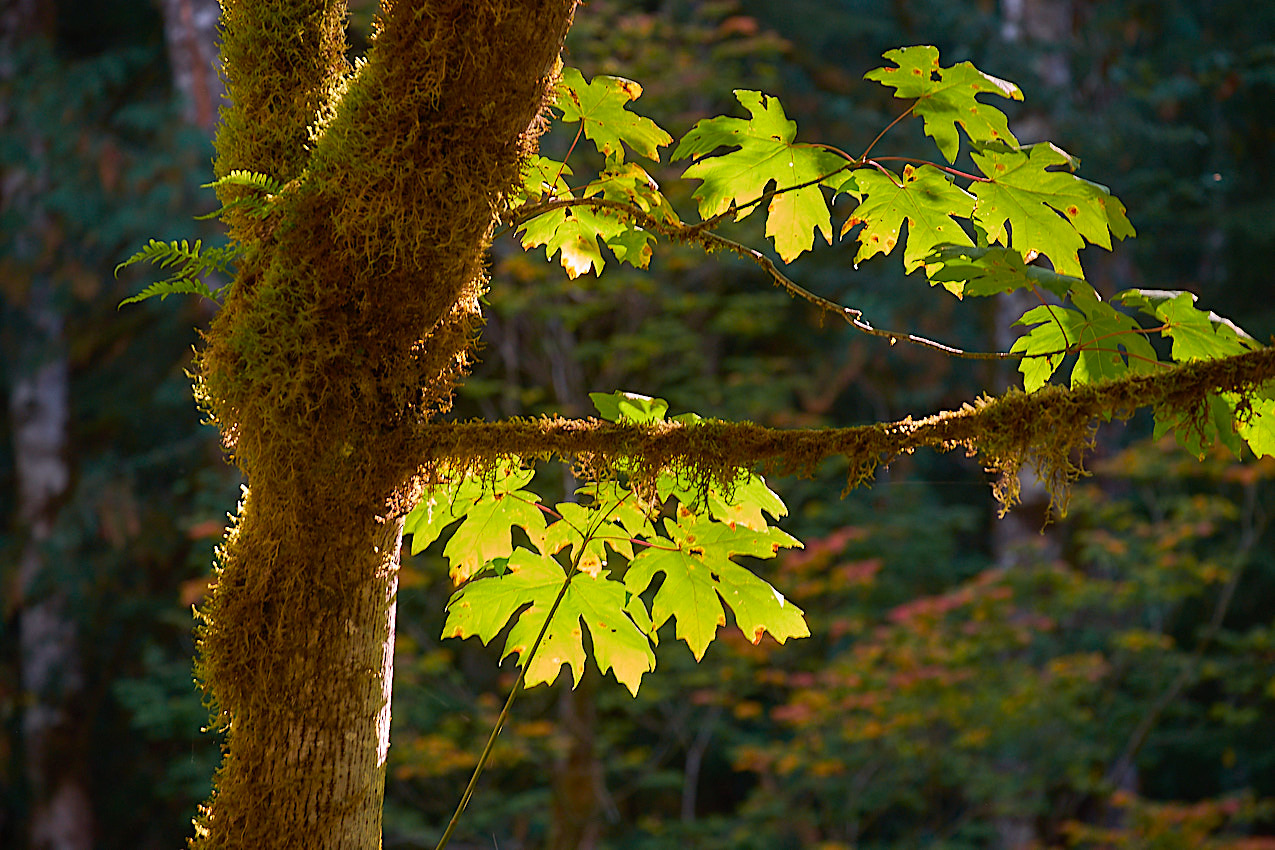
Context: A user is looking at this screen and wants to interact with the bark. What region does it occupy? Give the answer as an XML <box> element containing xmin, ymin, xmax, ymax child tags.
<box><xmin>2</xmin><ymin>4</ymin><xmax>94</xmax><ymax>849</ymax></box>
<box><xmin>189</xmin><ymin>2</ymin><xmax>577</xmax><ymax>848</ymax></box>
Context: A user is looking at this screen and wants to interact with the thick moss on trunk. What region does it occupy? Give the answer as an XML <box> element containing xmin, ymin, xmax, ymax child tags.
<box><xmin>191</xmin><ymin>2</ymin><xmax>577</xmax><ymax>847</ymax></box>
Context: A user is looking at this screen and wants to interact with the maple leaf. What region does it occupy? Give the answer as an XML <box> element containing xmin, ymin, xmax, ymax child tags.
<box><xmin>588</xmin><ymin>390</ymin><xmax>669</xmax><ymax>423</ymax></box>
<box><xmin>706</xmin><ymin>472</ymin><xmax>788</xmax><ymax>531</ymax></box>
<box><xmin>556</xmin><ymin>67</ymin><xmax>673</xmax><ymax>162</ymax></box>
<box><xmin>442</xmin><ymin>549</ymin><xmax>655</xmax><ymax>696</ymax></box>
<box><xmin>1238</xmin><ymin>392</ymin><xmax>1275</xmax><ymax>458</ymax></box>
<box><xmin>1114</xmin><ymin>289</ymin><xmax>1254</xmax><ymax>362</ymax></box>
<box><xmin>518</xmin><ymin>205</ymin><xmax>629</xmax><ymax>278</ymax></box>
<box><xmin>672</xmin><ymin>90</ymin><xmax>849</xmax><ymax>261</ymax></box>
<box><xmin>513</xmin><ymin>155</ymin><xmax>572</xmax><ymax>205</ymax></box>
<box><xmin>625</xmin><ymin>514</ymin><xmax>806</xmax><ymax>661</ymax></box>
<box><xmin>404</xmin><ymin>462</ymin><xmax>536</xmax><ymax>556</ymax></box>
<box><xmin>1154</xmin><ymin>393</ymin><xmax>1244</xmax><ymax>459</ymax></box>
<box><xmin>442</xmin><ymin>491</ymin><xmax>548</xmax><ymax>584</ymax></box>
<box><xmin>540</xmin><ymin>501</ymin><xmax>635</xmax><ymax>577</ymax></box>
<box><xmin>1011</xmin><ymin>289</ymin><xmax>1158</xmax><ymax>392</ymax></box>
<box><xmin>864</xmin><ymin>45</ymin><xmax>1023</xmax><ymax>162</ymax></box>
<box><xmin>586</xmin><ymin>160</ymin><xmax>679</xmax><ymax>226</ymax></box>
<box><xmin>575</xmin><ymin>480</ymin><xmax>656</xmax><ymax>539</ymax></box>
<box><xmin>925</xmin><ymin>245</ymin><xmax>1084</xmax><ymax>299</ymax></box>
<box><xmin>844</xmin><ymin>165</ymin><xmax>974</xmax><ymax>274</ymax></box>
<box><xmin>970</xmin><ymin>143</ymin><xmax>1135</xmax><ymax>277</ymax></box>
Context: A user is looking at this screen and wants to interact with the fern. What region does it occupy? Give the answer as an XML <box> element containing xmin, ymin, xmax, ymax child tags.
<box><xmin>116</xmin><ymin>238</ymin><xmax>240</xmax><ymax>307</ymax></box>
<box><xmin>204</xmin><ymin>170</ymin><xmax>284</xmax><ymax>195</ymax></box>
<box><xmin>196</xmin><ymin>170</ymin><xmax>286</xmax><ymax>221</ymax></box>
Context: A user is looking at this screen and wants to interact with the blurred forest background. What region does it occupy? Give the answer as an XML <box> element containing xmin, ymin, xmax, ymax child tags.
<box><xmin>2</xmin><ymin>0</ymin><xmax>1274</xmax><ymax>848</ymax></box>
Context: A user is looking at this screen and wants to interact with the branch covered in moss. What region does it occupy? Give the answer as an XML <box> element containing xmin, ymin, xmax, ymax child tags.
<box><xmin>406</xmin><ymin>346</ymin><xmax>1275</xmax><ymax>515</ymax></box>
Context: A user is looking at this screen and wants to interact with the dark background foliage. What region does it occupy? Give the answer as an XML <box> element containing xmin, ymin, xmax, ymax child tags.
<box><xmin>1</xmin><ymin>1</ymin><xmax>1273</xmax><ymax>848</ymax></box>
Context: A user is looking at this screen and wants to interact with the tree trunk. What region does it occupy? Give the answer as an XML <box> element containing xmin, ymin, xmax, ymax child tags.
<box><xmin>190</xmin><ymin>2</ymin><xmax>577</xmax><ymax>847</ymax></box>
<box><xmin>2</xmin><ymin>4</ymin><xmax>95</xmax><ymax>848</ymax></box>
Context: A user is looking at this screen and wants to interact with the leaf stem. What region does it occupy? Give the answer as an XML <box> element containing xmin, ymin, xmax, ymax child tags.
<box><xmin>858</xmin><ymin>103</ymin><xmax>917</xmax><ymax>162</ymax></box>
<box><xmin>869</xmin><ymin>156</ymin><xmax>989</xmax><ymax>183</ymax></box>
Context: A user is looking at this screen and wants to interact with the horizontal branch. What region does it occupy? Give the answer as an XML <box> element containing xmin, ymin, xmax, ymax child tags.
<box><xmin>406</xmin><ymin>346</ymin><xmax>1275</xmax><ymax>515</ymax></box>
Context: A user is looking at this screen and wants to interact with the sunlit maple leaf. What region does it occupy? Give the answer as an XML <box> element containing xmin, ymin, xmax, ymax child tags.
<box><xmin>971</xmin><ymin>142</ymin><xmax>1135</xmax><ymax>277</ymax></box>
<box><xmin>1011</xmin><ymin>289</ymin><xmax>1158</xmax><ymax>392</ymax></box>
<box><xmin>844</xmin><ymin>165</ymin><xmax>974</xmax><ymax>274</ymax></box>
<box><xmin>518</xmin><ymin>205</ymin><xmax>629</xmax><ymax>278</ymax></box>
<box><xmin>404</xmin><ymin>462</ymin><xmax>536</xmax><ymax>556</ymax></box>
<box><xmin>864</xmin><ymin>45</ymin><xmax>1022</xmax><ymax>162</ymax></box>
<box><xmin>626</xmin><ymin>514</ymin><xmax>806</xmax><ymax>660</ymax></box>
<box><xmin>442</xmin><ymin>549</ymin><xmax>655</xmax><ymax>696</ymax></box>
<box><xmin>1114</xmin><ymin>289</ymin><xmax>1254</xmax><ymax>362</ymax></box>
<box><xmin>673</xmin><ymin>90</ymin><xmax>849</xmax><ymax>261</ymax></box>
<box><xmin>540</xmin><ymin>501</ymin><xmax>635</xmax><ymax>577</ymax></box>
<box><xmin>556</xmin><ymin>67</ymin><xmax>673</xmax><ymax>162</ymax></box>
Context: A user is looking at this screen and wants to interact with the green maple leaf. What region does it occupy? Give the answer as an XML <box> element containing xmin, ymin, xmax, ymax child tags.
<box><xmin>557</xmin><ymin>67</ymin><xmax>673</xmax><ymax>162</ymax></box>
<box><xmin>586</xmin><ymin>160</ymin><xmax>679</xmax><ymax>226</ymax></box>
<box><xmin>864</xmin><ymin>45</ymin><xmax>1022</xmax><ymax>162</ymax></box>
<box><xmin>706</xmin><ymin>472</ymin><xmax>788</xmax><ymax>531</ymax></box>
<box><xmin>518</xmin><ymin>205</ymin><xmax>629</xmax><ymax>278</ymax></box>
<box><xmin>1238</xmin><ymin>392</ymin><xmax>1275</xmax><ymax>458</ymax></box>
<box><xmin>1114</xmin><ymin>289</ymin><xmax>1254</xmax><ymax>362</ymax></box>
<box><xmin>625</xmin><ymin>514</ymin><xmax>806</xmax><ymax>661</ymax></box>
<box><xmin>1154</xmin><ymin>392</ymin><xmax>1244</xmax><ymax>459</ymax></box>
<box><xmin>1011</xmin><ymin>289</ymin><xmax>1158</xmax><ymax>392</ymax></box>
<box><xmin>514</xmin><ymin>155</ymin><xmax>572</xmax><ymax>205</ymax></box>
<box><xmin>845</xmin><ymin>165</ymin><xmax>974</xmax><ymax>275</ymax></box>
<box><xmin>971</xmin><ymin>143</ymin><xmax>1135</xmax><ymax>277</ymax></box>
<box><xmin>576</xmin><ymin>480</ymin><xmax>656</xmax><ymax>540</ymax></box>
<box><xmin>443</xmin><ymin>491</ymin><xmax>548</xmax><ymax>583</ymax></box>
<box><xmin>541</xmin><ymin>501</ymin><xmax>635</xmax><ymax>577</ymax></box>
<box><xmin>442</xmin><ymin>549</ymin><xmax>655</xmax><ymax>695</ymax></box>
<box><xmin>672</xmin><ymin>90</ymin><xmax>849</xmax><ymax>261</ymax></box>
<box><xmin>925</xmin><ymin>245</ymin><xmax>1084</xmax><ymax>299</ymax></box>
<box><xmin>404</xmin><ymin>462</ymin><xmax>535</xmax><ymax>555</ymax></box>
<box><xmin>588</xmin><ymin>390</ymin><xmax>668</xmax><ymax>424</ymax></box>
<box><xmin>580</xmin><ymin>160</ymin><xmax>681</xmax><ymax>269</ymax></box>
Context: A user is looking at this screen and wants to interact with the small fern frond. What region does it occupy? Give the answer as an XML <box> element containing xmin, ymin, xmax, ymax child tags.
<box><xmin>116</xmin><ymin>238</ymin><xmax>241</xmax><ymax>308</ymax></box>
<box><xmin>203</xmin><ymin>170</ymin><xmax>284</xmax><ymax>195</ymax></box>
<box><xmin>118</xmin><ymin>277</ymin><xmax>227</xmax><ymax>308</ymax></box>
<box><xmin>197</xmin><ymin>171</ymin><xmax>285</xmax><ymax>221</ymax></box>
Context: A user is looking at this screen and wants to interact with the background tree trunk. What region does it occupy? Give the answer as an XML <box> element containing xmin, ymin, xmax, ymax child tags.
<box><xmin>2</xmin><ymin>3</ymin><xmax>94</xmax><ymax>848</ymax></box>
<box><xmin>158</xmin><ymin>0</ymin><xmax>225</xmax><ymax>132</ymax></box>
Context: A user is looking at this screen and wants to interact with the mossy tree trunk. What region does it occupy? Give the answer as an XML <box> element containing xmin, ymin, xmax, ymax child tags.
<box><xmin>189</xmin><ymin>2</ymin><xmax>576</xmax><ymax>847</ymax></box>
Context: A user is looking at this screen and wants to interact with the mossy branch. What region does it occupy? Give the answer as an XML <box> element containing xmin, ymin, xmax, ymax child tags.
<box><xmin>409</xmin><ymin>346</ymin><xmax>1275</xmax><ymax>516</ymax></box>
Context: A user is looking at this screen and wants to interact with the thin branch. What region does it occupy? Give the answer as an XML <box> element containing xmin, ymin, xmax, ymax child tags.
<box><xmin>509</xmin><ymin>195</ymin><xmax>1021</xmax><ymax>360</ymax></box>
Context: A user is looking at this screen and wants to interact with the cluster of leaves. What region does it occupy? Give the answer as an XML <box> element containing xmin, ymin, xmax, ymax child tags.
<box><xmin>509</xmin><ymin>46</ymin><xmax>1273</xmax><ymax>460</ymax></box>
<box><xmin>403</xmin><ymin>392</ymin><xmax>808</xmax><ymax>696</ymax></box>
